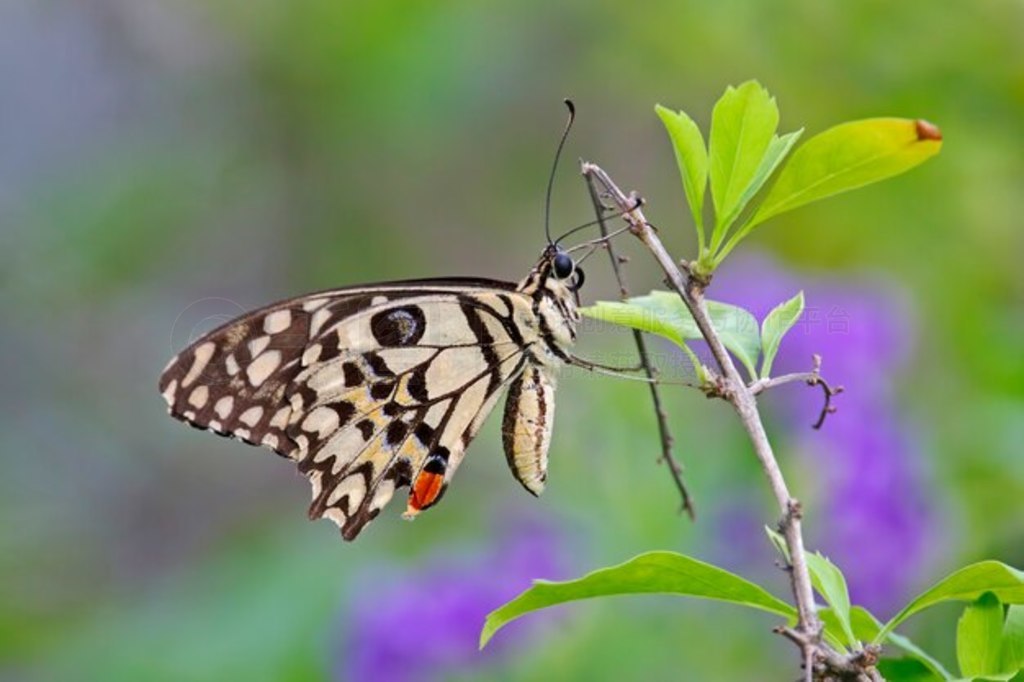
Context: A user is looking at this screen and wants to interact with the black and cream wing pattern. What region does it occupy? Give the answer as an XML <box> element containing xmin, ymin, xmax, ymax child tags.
<box><xmin>159</xmin><ymin>248</ymin><xmax>583</xmax><ymax>540</ymax></box>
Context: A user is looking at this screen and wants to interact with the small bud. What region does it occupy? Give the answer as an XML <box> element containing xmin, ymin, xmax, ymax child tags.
<box><xmin>915</xmin><ymin>119</ymin><xmax>942</xmax><ymax>141</ymax></box>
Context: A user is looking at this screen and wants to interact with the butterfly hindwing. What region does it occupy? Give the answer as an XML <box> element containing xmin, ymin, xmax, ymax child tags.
<box><xmin>159</xmin><ymin>281</ymin><xmax>540</xmax><ymax>540</ymax></box>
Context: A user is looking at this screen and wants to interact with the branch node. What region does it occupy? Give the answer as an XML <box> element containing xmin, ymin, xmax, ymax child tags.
<box><xmin>749</xmin><ymin>355</ymin><xmax>842</xmax><ymax>430</ymax></box>
<box><xmin>785</xmin><ymin>498</ymin><xmax>804</xmax><ymax>523</ymax></box>
<box><xmin>700</xmin><ymin>372</ymin><xmax>734</xmax><ymax>401</ymax></box>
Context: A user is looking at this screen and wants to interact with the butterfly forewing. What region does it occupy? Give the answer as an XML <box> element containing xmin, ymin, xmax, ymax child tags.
<box><xmin>159</xmin><ymin>279</ymin><xmax>542</xmax><ymax>540</ymax></box>
<box><xmin>159</xmin><ymin>293</ymin><xmax>339</xmax><ymax>459</ymax></box>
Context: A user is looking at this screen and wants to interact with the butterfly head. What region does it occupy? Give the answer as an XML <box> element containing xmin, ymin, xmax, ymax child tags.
<box><xmin>532</xmin><ymin>243</ymin><xmax>585</xmax><ymax>296</ymax></box>
<box><xmin>552</xmin><ymin>247</ymin><xmax>585</xmax><ymax>290</ymax></box>
<box><xmin>512</xmin><ymin>245</ymin><xmax>583</xmax><ymax>361</ymax></box>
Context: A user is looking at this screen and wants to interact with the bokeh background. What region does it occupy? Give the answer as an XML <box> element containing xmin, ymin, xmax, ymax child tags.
<box><xmin>2</xmin><ymin>1</ymin><xmax>1022</xmax><ymax>680</ymax></box>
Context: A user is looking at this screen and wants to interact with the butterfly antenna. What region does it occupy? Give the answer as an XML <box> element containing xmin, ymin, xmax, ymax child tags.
<box><xmin>554</xmin><ymin>196</ymin><xmax>643</xmax><ymax>245</ymax></box>
<box><xmin>545</xmin><ymin>99</ymin><xmax>576</xmax><ymax>245</ymax></box>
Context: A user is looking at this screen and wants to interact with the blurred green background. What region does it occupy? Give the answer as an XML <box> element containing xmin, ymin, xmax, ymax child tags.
<box><xmin>2</xmin><ymin>1</ymin><xmax>1022</xmax><ymax>680</ymax></box>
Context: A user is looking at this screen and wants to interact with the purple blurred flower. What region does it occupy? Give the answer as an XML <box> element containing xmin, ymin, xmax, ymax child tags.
<box><xmin>714</xmin><ymin>254</ymin><xmax>938</xmax><ymax>615</ymax></box>
<box><xmin>336</xmin><ymin>515</ymin><xmax>569</xmax><ymax>682</ymax></box>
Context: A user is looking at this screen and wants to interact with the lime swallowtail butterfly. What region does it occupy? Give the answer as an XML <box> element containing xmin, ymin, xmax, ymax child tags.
<box><xmin>156</xmin><ymin>101</ymin><xmax>616</xmax><ymax>541</ymax></box>
<box><xmin>158</xmin><ymin>246</ymin><xmax>585</xmax><ymax>540</ymax></box>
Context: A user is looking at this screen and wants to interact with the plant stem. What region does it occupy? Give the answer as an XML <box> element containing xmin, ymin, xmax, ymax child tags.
<box><xmin>583</xmin><ymin>173</ymin><xmax>696</xmax><ymax>519</ymax></box>
<box><xmin>581</xmin><ymin>161</ymin><xmax>835</xmax><ymax>680</ymax></box>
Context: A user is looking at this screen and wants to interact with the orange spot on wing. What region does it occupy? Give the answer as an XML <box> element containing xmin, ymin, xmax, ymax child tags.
<box><xmin>405</xmin><ymin>470</ymin><xmax>445</xmax><ymax>517</ymax></box>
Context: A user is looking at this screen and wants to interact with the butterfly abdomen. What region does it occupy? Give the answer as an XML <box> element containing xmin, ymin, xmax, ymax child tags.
<box><xmin>502</xmin><ymin>365</ymin><xmax>556</xmax><ymax>496</ymax></box>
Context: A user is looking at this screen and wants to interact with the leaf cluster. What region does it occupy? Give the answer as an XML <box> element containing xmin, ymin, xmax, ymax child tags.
<box><xmin>656</xmin><ymin>80</ymin><xmax>941</xmax><ymax>277</ymax></box>
<box><xmin>482</xmin><ymin>541</ymin><xmax>1024</xmax><ymax>681</ymax></box>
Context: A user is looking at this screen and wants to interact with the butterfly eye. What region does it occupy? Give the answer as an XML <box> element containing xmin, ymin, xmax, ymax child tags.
<box><xmin>571</xmin><ymin>267</ymin><xmax>586</xmax><ymax>291</ymax></box>
<box><xmin>552</xmin><ymin>252</ymin><xmax>575</xmax><ymax>279</ymax></box>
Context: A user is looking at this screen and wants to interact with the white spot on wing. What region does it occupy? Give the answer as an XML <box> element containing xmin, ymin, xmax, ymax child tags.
<box><xmin>370</xmin><ymin>478</ymin><xmax>396</xmax><ymax>510</ymax></box>
<box><xmin>214</xmin><ymin>396</ymin><xmax>234</xmax><ymax>419</ymax></box>
<box><xmin>239</xmin><ymin>405</ymin><xmax>264</xmax><ymax>427</ymax></box>
<box><xmin>182</xmin><ymin>342</ymin><xmax>215</xmax><ymax>387</ymax></box>
<box><xmin>303</xmin><ymin>298</ymin><xmax>329</xmax><ymax>312</ymax></box>
<box><xmin>264</xmin><ymin>310</ymin><xmax>292</xmax><ymax>334</ymax></box>
<box><xmin>371</xmin><ymin>295</ymin><xmax>388</xmax><ymax>306</ymax></box>
<box><xmin>247</xmin><ymin>350</ymin><xmax>281</xmax><ymax>387</ymax></box>
<box><xmin>262</xmin><ymin>433</ymin><xmax>279</xmax><ymax>450</ymax></box>
<box><xmin>308</xmin><ymin>471</ymin><xmax>323</xmax><ymax>499</ymax></box>
<box><xmin>302</xmin><ymin>406</ymin><xmax>340</xmax><ymax>438</ymax></box>
<box><xmin>161</xmin><ymin>379</ymin><xmax>178</xmax><ymax>406</ymax></box>
<box><xmin>322</xmin><ymin>507</ymin><xmax>347</xmax><ymax>526</ymax></box>
<box><xmin>248</xmin><ymin>335</ymin><xmax>270</xmax><ymax>358</ymax></box>
<box><xmin>188</xmin><ymin>385</ymin><xmax>209</xmax><ymax>409</ymax></box>
<box><xmin>310</xmin><ymin>308</ymin><xmax>332</xmax><ymax>338</ymax></box>
<box><xmin>270</xmin><ymin>406</ymin><xmax>291</xmax><ymax>428</ymax></box>
<box><xmin>302</xmin><ymin>343</ymin><xmax>322</xmax><ymax>366</ymax></box>
<box><xmin>306</xmin><ymin>363</ymin><xmax>348</xmax><ymax>396</ymax></box>
<box><xmin>317</xmin><ymin>424</ymin><xmax>365</xmax><ymax>464</ymax></box>
<box><xmin>327</xmin><ymin>473</ymin><xmax>366</xmax><ymax>509</ymax></box>
<box><xmin>225</xmin><ymin>353</ymin><xmax>240</xmax><ymax>376</ymax></box>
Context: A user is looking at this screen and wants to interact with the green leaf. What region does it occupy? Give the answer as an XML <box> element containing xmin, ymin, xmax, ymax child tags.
<box><xmin>656</xmin><ymin>104</ymin><xmax>709</xmax><ymax>246</ymax></box>
<box><xmin>1001</xmin><ymin>606</ymin><xmax>1024</xmax><ymax>674</ymax></box>
<box><xmin>708</xmin><ymin>80</ymin><xmax>780</xmax><ymax>240</ymax></box>
<box><xmin>759</xmin><ymin>291</ymin><xmax>805</xmax><ymax>378</ymax></box>
<box><xmin>806</xmin><ymin>551</ymin><xmax>857</xmax><ymax>649</ymax></box>
<box><xmin>764</xmin><ymin>525</ymin><xmax>788</xmax><ymax>557</ymax></box>
<box><xmin>887</xmin><ymin>631</ymin><xmax>957</xmax><ymax>680</ymax></box>
<box><xmin>480</xmin><ymin>551</ymin><xmax>795</xmax><ymax>648</ymax></box>
<box><xmin>709</xmin><ymin>128</ymin><xmax>797</xmax><ymax>268</ymax></box>
<box><xmin>764</xmin><ymin>527</ymin><xmax>856</xmax><ymax>649</ymax></box>
<box><xmin>877</xmin><ymin>562</ymin><xmax>1024</xmax><ymax>644</ymax></box>
<box><xmin>958</xmin><ymin>593</ymin><xmax>1006</xmax><ymax>677</ymax></box>
<box><xmin>747</xmin><ymin>117</ymin><xmax>943</xmax><ymax>230</ymax></box>
<box><xmin>580</xmin><ymin>291</ymin><xmax>761</xmax><ymax>380</ymax></box>
<box><xmin>878</xmin><ymin>657</ymin><xmax>945</xmax><ymax>682</ymax></box>
<box><xmin>720</xmin><ymin>128</ymin><xmax>803</xmax><ymax>246</ymax></box>
<box><xmin>579</xmin><ymin>293</ymin><xmax>705</xmax><ymax>379</ymax></box>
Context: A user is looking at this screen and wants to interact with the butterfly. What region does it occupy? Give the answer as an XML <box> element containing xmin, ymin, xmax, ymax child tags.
<box><xmin>155</xmin><ymin>101</ymin><xmax>641</xmax><ymax>541</ymax></box>
<box><xmin>158</xmin><ymin>243</ymin><xmax>589</xmax><ymax>540</ymax></box>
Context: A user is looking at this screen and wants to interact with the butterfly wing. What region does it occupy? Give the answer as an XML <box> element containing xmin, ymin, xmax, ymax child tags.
<box><xmin>159</xmin><ymin>280</ymin><xmax>537</xmax><ymax>540</ymax></box>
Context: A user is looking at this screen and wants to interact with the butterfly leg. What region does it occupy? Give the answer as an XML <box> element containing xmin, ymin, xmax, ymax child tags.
<box><xmin>569</xmin><ymin>354</ymin><xmax>645</xmax><ymax>373</ymax></box>
<box><xmin>567</xmin><ymin>354</ymin><xmax>697</xmax><ymax>386</ymax></box>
